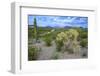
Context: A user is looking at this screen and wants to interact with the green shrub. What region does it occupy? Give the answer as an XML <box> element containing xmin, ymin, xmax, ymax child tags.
<box><xmin>56</xmin><ymin>40</ymin><xmax>64</xmax><ymax>52</ymax></box>
<box><xmin>43</xmin><ymin>34</ymin><xmax>52</xmax><ymax>46</ymax></box>
<box><xmin>52</xmin><ymin>52</ymin><xmax>59</xmax><ymax>59</ymax></box>
<box><xmin>80</xmin><ymin>39</ymin><xmax>87</xmax><ymax>47</ymax></box>
<box><xmin>76</xmin><ymin>28</ymin><xmax>88</xmax><ymax>41</ymax></box>
<box><xmin>44</xmin><ymin>37</ymin><xmax>52</xmax><ymax>46</ymax></box>
<box><xmin>80</xmin><ymin>32</ymin><xmax>87</xmax><ymax>39</ymax></box>
<box><xmin>28</xmin><ymin>28</ymin><xmax>34</xmax><ymax>39</ymax></box>
<box><xmin>28</xmin><ymin>46</ymin><xmax>39</xmax><ymax>60</ymax></box>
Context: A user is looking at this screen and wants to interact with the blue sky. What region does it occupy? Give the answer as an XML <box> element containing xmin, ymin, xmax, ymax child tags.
<box><xmin>28</xmin><ymin>15</ymin><xmax>88</xmax><ymax>28</ymax></box>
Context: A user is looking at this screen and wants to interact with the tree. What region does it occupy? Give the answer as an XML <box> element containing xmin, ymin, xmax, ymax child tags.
<box><xmin>33</xmin><ymin>17</ymin><xmax>38</xmax><ymax>42</ymax></box>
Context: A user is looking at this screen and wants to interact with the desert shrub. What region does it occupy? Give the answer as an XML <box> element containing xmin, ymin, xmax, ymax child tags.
<box><xmin>43</xmin><ymin>33</ymin><xmax>52</xmax><ymax>46</ymax></box>
<box><xmin>77</xmin><ymin>28</ymin><xmax>88</xmax><ymax>41</ymax></box>
<box><xmin>80</xmin><ymin>32</ymin><xmax>87</xmax><ymax>39</ymax></box>
<box><xmin>28</xmin><ymin>28</ymin><xmax>34</xmax><ymax>39</ymax></box>
<box><xmin>80</xmin><ymin>39</ymin><xmax>87</xmax><ymax>47</ymax></box>
<box><xmin>28</xmin><ymin>46</ymin><xmax>39</xmax><ymax>60</ymax></box>
<box><xmin>56</xmin><ymin>40</ymin><xmax>64</xmax><ymax>52</ymax></box>
<box><xmin>52</xmin><ymin>52</ymin><xmax>59</xmax><ymax>59</ymax></box>
<box><xmin>44</xmin><ymin>37</ymin><xmax>52</xmax><ymax>46</ymax></box>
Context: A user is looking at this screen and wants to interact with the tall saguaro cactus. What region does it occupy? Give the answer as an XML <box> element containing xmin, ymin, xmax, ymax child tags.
<box><xmin>33</xmin><ymin>17</ymin><xmax>38</xmax><ymax>42</ymax></box>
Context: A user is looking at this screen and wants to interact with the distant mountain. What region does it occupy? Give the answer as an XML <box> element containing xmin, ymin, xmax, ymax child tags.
<box><xmin>28</xmin><ymin>25</ymin><xmax>87</xmax><ymax>29</ymax></box>
<box><xmin>64</xmin><ymin>26</ymin><xmax>72</xmax><ymax>28</ymax></box>
<box><xmin>28</xmin><ymin>25</ymin><xmax>53</xmax><ymax>28</ymax></box>
<box><xmin>28</xmin><ymin>25</ymin><xmax>72</xmax><ymax>28</ymax></box>
<box><xmin>45</xmin><ymin>26</ymin><xmax>53</xmax><ymax>28</ymax></box>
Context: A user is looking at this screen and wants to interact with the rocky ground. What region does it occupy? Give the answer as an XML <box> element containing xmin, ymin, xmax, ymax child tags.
<box><xmin>29</xmin><ymin>39</ymin><xmax>88</xmax><ymax>60</ymax></box>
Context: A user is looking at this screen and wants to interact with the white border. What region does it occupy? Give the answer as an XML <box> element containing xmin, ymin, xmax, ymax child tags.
<box><xmin>11</xmin><ymin>2</ymin><xmax>96</xmax><ymax>74</ymax></box>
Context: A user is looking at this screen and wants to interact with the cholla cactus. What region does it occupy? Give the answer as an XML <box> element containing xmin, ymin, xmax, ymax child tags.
<box><xmin>67</xmin><ymin>29</ymin><xmax>79</xmax><ymax>40</ymax></box>
<box><xmin>72</xmin><ymin>40</ymin><xmax>80</xmax><ymax>54</ymax></box>
<box><xmin>55</xmin><ymin>32</ymin><xmax>64</xmax><ymax>51</ymax></box>
<box><xmin>56</xmin><ymin>32</ymin><xmax>68</xmax><ymax>42</ymax></box>
<box><xmin>55</xmin><ymin>29</ymin><xmax>80</xmax><ymax>54</ymax></box>
<box><xmin>67</xmin><ymin>29</ymin><xmax>80</xmax><ymax>54</ymax></box>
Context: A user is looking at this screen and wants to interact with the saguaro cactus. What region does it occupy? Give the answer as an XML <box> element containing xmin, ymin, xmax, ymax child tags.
<box><xmin>33</xmin><ymin>17</ymin><xmax>38</xmax><ymax>42</ymax></box>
